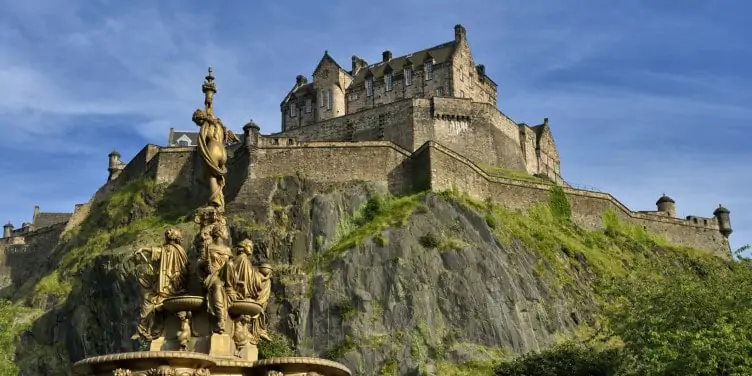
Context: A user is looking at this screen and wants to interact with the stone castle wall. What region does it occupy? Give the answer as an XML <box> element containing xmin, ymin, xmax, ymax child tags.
<box><xmin>274</xmin><ymin>97</ymin><xmax>548</xmax><ymax>176</ymax></box>
<box><xmin>421</xmin><ymin>142</ymin><xmax>729</xmax><ymax>257</ymax></box>
<box><xmin>0</xmin><ymin>222</ymin><xmax>67</xmax><ymax>293</ymax></box>
<box><xmin>45</xmin><ymin>128</ymin><xmax>730</xmax><ymax>262</ymax></box>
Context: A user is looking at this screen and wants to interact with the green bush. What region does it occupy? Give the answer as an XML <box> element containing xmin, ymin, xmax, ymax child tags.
<box><xmin>258</xmin><ymin>332</ymin><xmax>292</xmax><ymax>359</ymax></box>
<box><xmin>495</xmin><ymin>342</ymin><xmax>620</xmax><ymax>376</ymax></box>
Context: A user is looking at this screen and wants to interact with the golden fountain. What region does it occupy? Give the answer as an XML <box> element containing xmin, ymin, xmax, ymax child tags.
<box><xmin>70</xmin><ymin>68</ymin><xmax>352</xmax><ymax>376</ymax></box>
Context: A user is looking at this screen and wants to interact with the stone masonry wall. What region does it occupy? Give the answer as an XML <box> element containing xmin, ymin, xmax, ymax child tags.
<box><xmin>276</xmin><ymin>97</ymin><xmax>534</xmax><ymax>173</ymax></box>
<box><xmin>0</xmin><ymin>222</ymin><xmax>67</xmax><ymax>293</ymax></box>
<box><xmin>422</xmin><ymin>142</ymin><xmax>730</xmax><ymax>258</ymax></box>
<box><xmin>250</xmin><ymin>141</ymin><xmax>414</xmax><ymax>195</ymax></box>
<box><xmin>418</xmin><ymin>98</ymin><xmax>527</xmax><ymax>170</ymax></box>
<box><xmin>275</xmin><ymin>99</ymin><xmax>416</xmax><ymax>152</ymax></box>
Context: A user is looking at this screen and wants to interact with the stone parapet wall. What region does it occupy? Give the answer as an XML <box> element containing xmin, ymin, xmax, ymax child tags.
<box><xmin>422</xmin><ymin>142</ymin><xmax>730</xmax><ymax>258</ymax></box>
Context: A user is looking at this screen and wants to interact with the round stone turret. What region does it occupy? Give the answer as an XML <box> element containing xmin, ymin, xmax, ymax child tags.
<box><xmin>243</xmin><ymin>119</ymin><xmax>261</xmax><ymax>152</ymax></box>
<box><xmin>3</xmin><ymin>222</ymin><xmax>12</xmax><ymax>238</ymax></box>
<box><xmin>713</xmin><ymin>204</ymin><xmax>732</xmax><ymax>238</ymax></box>
<box><xmin>108</xmin><ymin>149</ymin><xmax>124</xmax><ymax>181</ymax></box>
<box><xmin>656</xmin><ymin>193</ymin><xmax>676</xmax><ymax>217</ymax></box>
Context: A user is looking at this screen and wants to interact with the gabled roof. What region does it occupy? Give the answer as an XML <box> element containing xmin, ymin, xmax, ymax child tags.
<box><xmin>349</xmin><ymin>41</ymin><xmax>457</xmax><ymax>85</ymax></box>
<box><xmin>313</xmin><ymin>50</ymin><xmax>348</xmax><ymax>77</ymax></box>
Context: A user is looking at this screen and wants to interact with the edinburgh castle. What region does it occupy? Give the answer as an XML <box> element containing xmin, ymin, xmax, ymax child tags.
<box><xmin>0</xmin><ymin>24</ymin><xmax>734</xmax><ymax>261</ymax></box>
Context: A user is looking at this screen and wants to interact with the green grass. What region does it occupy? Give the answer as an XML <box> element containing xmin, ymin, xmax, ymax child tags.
<box><xmin>438</xmin><ymin>187</ymin><xmax>713</xmax><ymax>292</ymax></box>
<box><xmin>317</xmin><ymin>193</ymin><xmax>427</xmax><ymax>269</ymax></box>
<box><xmin>29</xmin><ymin>178</ymin><xmax>193</xmax><ymax>305</ymax></box>
<box><xmin>0</xmin><ymin>300</ymin><xmax>43</xmax><ymax>376</ymax></box>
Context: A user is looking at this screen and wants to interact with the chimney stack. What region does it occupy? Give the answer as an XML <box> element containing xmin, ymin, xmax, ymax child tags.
<box><xmin>382</xmin><ymin>50</ymin><xmax>392</xmax><ymax>62</ymax></box>
<box><xmin>454</xmin><ymin>24</ymin><xmax>467</xmax><ymax>42</ymax></box>
<box><xmin>351</xmin><ymin>55</ymin><xmax>368</xmax><ymax>76</ymax></box>
<box><xmin>296</xmin><ymin>75</ymin><xmax>308</xmax><ymax>85</ymax></box>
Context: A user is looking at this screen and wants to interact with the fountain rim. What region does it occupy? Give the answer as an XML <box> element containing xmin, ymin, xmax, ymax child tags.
<box><xmin>71</xmin><ymin>351</ymin><xmax>216</xmax><ymax>375</ymax></box>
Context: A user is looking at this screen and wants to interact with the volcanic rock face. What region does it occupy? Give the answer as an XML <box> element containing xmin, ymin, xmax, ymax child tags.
<box><xmin>6</xmin><ymin>177</ymin><xmax>587</xmax><ymax>375</ymax></box>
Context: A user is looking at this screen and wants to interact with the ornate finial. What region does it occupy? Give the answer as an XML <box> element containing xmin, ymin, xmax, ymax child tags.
<box><xmin>202</xmin><ymin>66</ymin><xmax>217</xmax><ymax>115</ymax></box>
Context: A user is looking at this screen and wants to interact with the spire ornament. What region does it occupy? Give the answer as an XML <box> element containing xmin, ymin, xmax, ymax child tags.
<box><xmin>202</xmin><ymin>66</ymin><xmax>216</xmax><ymax>115</ymax></box>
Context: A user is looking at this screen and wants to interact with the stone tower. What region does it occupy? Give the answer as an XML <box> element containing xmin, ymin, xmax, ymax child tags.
<box><xmin>713</xmin><ymin>204</ymin><xmax>733</xmax><ymax>238</ymax></box>
<box><xmin>656</xmin><ymin>194</ymin><xmax>676</xmax><ymax>217</ymax></box>
<box><xmin>2</xmin><ymin>222</ymin><xmax>12</xmax><ymax>238</ymax></box>
<box><xmin>108</xmin><ymin>149</ymin><xmax>125</xmax><ymax>181</ymax></box>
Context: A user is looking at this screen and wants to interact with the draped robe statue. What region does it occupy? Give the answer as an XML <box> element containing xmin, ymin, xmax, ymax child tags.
<box><xmin>191</xmin><ymin>67</ymin><xmax>239</xmax><ymax>213</ymax></box>
<box><xmin>134</xmin><ymin>228</ymin><xmax>188</xmax><ymax>340</ymax></box>
<box><xmin>229</xmin><ymin>239</ymin><xmax>272</xmax><ymax>343</ymax></box>
<box><xmin>198</xmin><ymin>215</ymin><xmax>233</xmax><ymax>334</ymax></box>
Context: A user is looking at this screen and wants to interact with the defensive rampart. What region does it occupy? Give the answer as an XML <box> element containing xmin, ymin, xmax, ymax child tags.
<box><xmin>55</xmin><ymin>133</ymin><xmax>731</xmax><ymax>260</ymax></box>
<box><xmin>419</xmin><ymin>141</ymin><xmax>730</xmax><ymax>257</ymax></box>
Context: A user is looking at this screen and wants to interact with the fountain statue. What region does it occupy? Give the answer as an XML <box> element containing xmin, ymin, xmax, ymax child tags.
<box><xmin>71</xmin><ymin>68</ymin><xmax>351</xmax><ymax>376</ymax></box>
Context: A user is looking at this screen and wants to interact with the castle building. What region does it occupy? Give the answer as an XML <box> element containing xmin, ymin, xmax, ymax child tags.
<box><xmin>40</xmin><ymin>24</ymin><xmax>732</xmax><ymax>259</ymax></box>
<box><xmin>274</xmin><ymin>24</ymin><xmax>563</xmax><ymax>184</ymax></box>
<box><xmin>1</xmin><ymin>205</ymin><xmax>76</xmax><ymax>245</ymax></box>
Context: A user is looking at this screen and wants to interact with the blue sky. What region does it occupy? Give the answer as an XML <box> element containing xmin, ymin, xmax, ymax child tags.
<box><xmin>1</xmin><ymin>0</ymin><xmax>749</xmax><ymax>251</ymax></box>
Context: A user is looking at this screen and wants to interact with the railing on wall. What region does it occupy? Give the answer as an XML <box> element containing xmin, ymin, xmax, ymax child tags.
<box><xmin>568</xmin><ymin>182</ymin><xmax>602</xmax><ymax>192</ymax></box>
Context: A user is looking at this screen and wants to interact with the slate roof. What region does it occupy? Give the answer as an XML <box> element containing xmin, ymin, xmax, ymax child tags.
<box><xmin>288</xmin><ymin>83</ymin><xmax>315</xmax><ymax>100</ymax></box>
<box><xmin>169</xmin><ymin>131</ymin><xmax>199</xmax><ymax>146</ymax></box>
<box><xmin>33</xmin><ymin>212</ymin><xmax>71</xmax><ymax>229</ymax></box>
<box><xmin>349</xmin><ymin>41</ymin><xmax>457</xmax><ymax>85</ymax></box>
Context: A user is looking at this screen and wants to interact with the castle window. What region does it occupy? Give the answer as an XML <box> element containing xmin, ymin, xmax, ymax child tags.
<box><xmin>436</xmin><ymin>87</ymin><xmax>444</xmax><ymax>96</ymax></box>
<box><xmin>348</xmin><ymin>92</ymin><xmax>358</xmax><ymax>101</ymax></box>
<box><xmin>460</xmin><ymin>90</ymin><xmax>465</xmax><ymax>98</ymax></box>
<box><xmin>469</xmin><ymin>74</ymin><xmax>473</xmax><ymax>88</ymax></box>
<box><xmin>366</xmin><ymin>77</ymin><xmax>373</xmax><ymax>97</ymax></box>
<box><xmin>459</xmin><ymin>68</ymin><xmax>464</xmax><ymax>81</ymax></box>
<box><xmin>425</xmin><ymin>61</ymin><xmax>434</xmax><ymax>80</ymax></box>
<box><xmin>404</xmin><ymin>68</ymin><xmax>413</xmax><ymax>86</ymax></box>
<box><xmin>326</xmin><ymin>89</ymin><xmax>333</xmax><ymax>110</ymax></box>
<box><xmin>319</xmin><ymin>90</ymin><xmax>325</xmax><ymax>107</ymax></box>
<box><xmin>290</xmin><ymin>103</ymin><xmax>297</xmax><ymax>117</ymax></box>
<box><xmin>305</xmin><ymin>98</ymin><xmax>312</xmax><ymax>113</ymax></box>
<box><xmin>385</xmin><ymin>72</ymin><xmax>393</xmax><ymax>91</ymax></box>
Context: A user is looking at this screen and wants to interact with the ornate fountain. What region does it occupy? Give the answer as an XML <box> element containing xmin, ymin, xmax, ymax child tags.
<box><xmin>71</xmin><ymin>68</ymin><xmax>352</xmax><ymax>376</ymax></box>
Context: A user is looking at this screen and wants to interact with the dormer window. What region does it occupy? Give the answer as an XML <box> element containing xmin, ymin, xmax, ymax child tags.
<box><xmin>404</xmin><ymin>68</ymin><xmax>413</xmax><ymax>86</ymax></box>
<box><xmin>178</xmin><ymin>140</ymin><xmax>189</xmax><ymax>147</ymax></box>
<box><xmin>366</xmin><ymin>77</ymin><xmax>373</xmax><ymax>97</ymax></box>
<box><xmin>305</xmin><ymin>98</ymin><xmax>312</xmax><ymax>113</ymax></box>
<box><xmin>425</xmin><ymin>61</ymin><xmax>434</xmax><ymax>80</ymax></box>
<box><xmin>385</xmin><ymin>72</ymin><xmax>393</xmax><ymax>91</ymax></box>
<box><xmin>290</xmin><ymin>103</ymin><xmax>297</xmax><ymax>117</ymax></box>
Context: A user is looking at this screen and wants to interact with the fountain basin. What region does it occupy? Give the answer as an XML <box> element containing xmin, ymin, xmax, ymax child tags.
<box><xmin>228</xmin><ymin>300</ymin><xmax>263</xmax><ymax>316</ymax></box>
<box><xmin>163</xmin><ymin>295</ymin><xmax>205</xmax><ymax>313</ymax></box>
<box><xmin>242</xmin><ymin>357</ymin><xmax>352</xmax><ymax>376</ymax></box>
<box><xmin>71</xmin><ymin>351</ymin><xmax>216</xmax><ymax>376</ymax></box>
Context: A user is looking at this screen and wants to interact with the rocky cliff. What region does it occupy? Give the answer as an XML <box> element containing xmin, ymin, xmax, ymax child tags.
<box><xmin>0</xmin><ymin>176</ymin><xmax>719</xmax><ymax>376</ymax></box>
